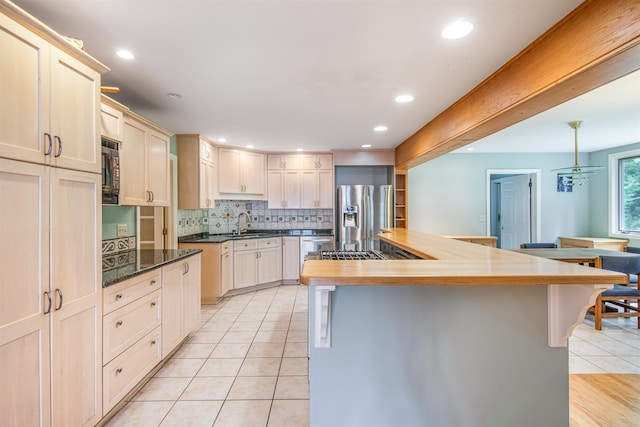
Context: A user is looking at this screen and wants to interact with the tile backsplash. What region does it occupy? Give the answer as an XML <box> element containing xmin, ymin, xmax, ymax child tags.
<box><xmin>177</xmin><ymin>200</ymin><xmax>333</xmax><ymax>237</ymax></box>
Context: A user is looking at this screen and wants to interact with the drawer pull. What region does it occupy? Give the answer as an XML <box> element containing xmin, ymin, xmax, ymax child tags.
<box><xmin>151</xmin><ymin>340</ymin><xmax>157</xmax><ymax>345</ymax></box>
<box><xmin>116</xmin><ymin>320</ymin><xmax>123</xmax><ymax>327</ymax></box>
<box><xmin>151</xmin><ymin>279</ymin><xmax>156</xmax><ymax>285</ymax></box>
<box><xmin>115</xmin><ymin>293</ymin><xmax>123</xmax><ymax>300</ymax></box>
<box><xmin>116</xmin><ymin>368</ymin><xmax>123</xmax><ymax>375</ymax></box>
<box><xmin>151</xmin><ymin>301</ymin><xmax>157</xmax><ymax>307</ymax></box>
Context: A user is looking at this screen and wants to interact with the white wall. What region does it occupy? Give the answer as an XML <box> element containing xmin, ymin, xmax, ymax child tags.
<box><xmin>408</xmin><ymin>152</ymin><xmax>592</xmax><ymax>243</ymax></box>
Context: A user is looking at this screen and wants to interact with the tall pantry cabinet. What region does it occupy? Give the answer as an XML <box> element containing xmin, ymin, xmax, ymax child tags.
<box><xmin>0</xmin><ymin>4</ymin><xmax>108</xmax><ymax>427</ymax></box>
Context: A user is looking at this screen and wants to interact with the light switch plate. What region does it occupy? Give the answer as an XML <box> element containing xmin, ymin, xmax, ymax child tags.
<box><xmin>117</xmin><ymin>224</ymin><xmax>128</xmax><ymax>237</ymax></box>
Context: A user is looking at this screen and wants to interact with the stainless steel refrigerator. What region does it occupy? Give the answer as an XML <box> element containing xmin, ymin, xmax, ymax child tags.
<box><xmin>337</xmin><ymin>185</ymin><xmax>393</xmax><ymax>250</ymax></box>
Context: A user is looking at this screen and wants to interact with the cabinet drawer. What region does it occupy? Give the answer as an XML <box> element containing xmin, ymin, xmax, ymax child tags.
<box><xmin>103</xmin><ymin>270</ymin><xmax>161</xmax><ymax>314</ymax></box>
<box><xmin>103</xmin><ymin>326</ymin><xmax>162</xmax><ymax>415</ymax></box>
<box><xmin>103</xmin><ymin>290</ymin><xmax>162</xmax><ymax>363</ymax></box>
<box><xmin>234</xmin><ymin>239</ymin><xmax>258</xmax><ymax>251</ymax></box>
<box><xmin>259</xmin><ymin>237</ymin><xmax>280</xmax><ymax>248</ymax></box>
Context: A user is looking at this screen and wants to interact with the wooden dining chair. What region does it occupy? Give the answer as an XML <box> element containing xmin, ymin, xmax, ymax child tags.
<box><xmin>519</xmin><ymin>243</ymin><xmax>557</xmax><ymax>248</ymax></box>
<box><xmin>590</xmin><ymin>254</ymin><xmax>640</xmax><ymax>330</ymax></box>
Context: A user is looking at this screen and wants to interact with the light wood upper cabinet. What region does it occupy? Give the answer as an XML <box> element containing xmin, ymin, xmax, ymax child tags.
<box><xmin>0</xmin><ymin>14</ymin><xmax>102</xmax><ymax>174</ymax></box>
<box><xmin>218</xmin><ymin>148</ymin><xmax>266</xmax><ymax>198</ymax></box>
<box><xmin>302</xmin><ymin>153</ymin><xmax>333</xmax><ymax>170</ymax></box>
<box><xmin>301</xmin><ymin>169</ymin><xmax>334</xmax><ymax>209</ymax></box>
<box><xmin>267</xmin><ymin>154</ymin><xmax>303</xmax><ymax>170</ymax></box>
<box><xmin>100</xmin><ymin>95</ymin><xmax>126</xmax><ymax>141</ymax></box>
<box><xmin>120</xmin><ymin>113</ymin><xmax>170</xmax><ymax>206</ymax></box>
<box><xmin>177</xmin><ymin>134</ymin><xmax>216</xmax><ymax>209</ymax></box>
<box><xmin>267</xmin><ymin>169</ymin><xmax>302</xmax><ymax>209</ymax></box>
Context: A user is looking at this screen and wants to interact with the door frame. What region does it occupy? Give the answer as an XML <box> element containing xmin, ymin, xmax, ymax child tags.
<box><xmin>485</xmin><ymin>169</ymin><xmax>542</xmax><ymax>246</ymax></box>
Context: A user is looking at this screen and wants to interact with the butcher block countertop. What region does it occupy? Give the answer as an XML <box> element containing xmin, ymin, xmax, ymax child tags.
<box><xmin>300</xmin><ymin>228</ymin><xmax>626</xmax><ymax>287</ymax></box>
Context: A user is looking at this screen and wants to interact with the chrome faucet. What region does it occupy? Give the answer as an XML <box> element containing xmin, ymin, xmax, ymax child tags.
<box><xmin>235</xmin><ymin>212</ymin><xmax>251</xmax><ymax>235</ymax></box>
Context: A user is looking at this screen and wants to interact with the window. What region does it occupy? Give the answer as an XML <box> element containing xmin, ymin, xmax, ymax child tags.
<box><xmin>619</xmin><ymin>155</ymin><xmax>640</xmax><ymax>232</ymax></box>
<box><xmin>610</xmin><ymin>148</ymin><xmax>640</xmax><ymax>237</ymax></box>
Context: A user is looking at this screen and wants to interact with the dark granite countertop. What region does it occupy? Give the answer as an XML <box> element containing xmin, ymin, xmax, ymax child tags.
<box><xmin>178</xmin><ymin>229</ymin><xmax>334</xmax><ymax>244</ymax></box>
<box><xmin>102</xmin><ymin>249</ymin><xmax>202</xmax><ymax>287</ymax></box>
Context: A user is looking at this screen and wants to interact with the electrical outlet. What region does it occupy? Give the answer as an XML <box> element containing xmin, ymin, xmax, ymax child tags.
<box><xmin>117</xmin><ymin>224</ymin><xmax>128</xmax><ymax>237</ymax></box>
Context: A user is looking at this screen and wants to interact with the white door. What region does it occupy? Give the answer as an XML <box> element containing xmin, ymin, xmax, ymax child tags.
<box><xmin>497</xmin><ymin>175</ymin><xmax>531</xmax><ymax>249</ymax></box>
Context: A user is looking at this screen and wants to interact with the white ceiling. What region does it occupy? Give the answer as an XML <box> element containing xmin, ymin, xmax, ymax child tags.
<box><xmin>12</xmin><ymin>0</ymin><xmax>638</xmax><ymax>154</ymax></box>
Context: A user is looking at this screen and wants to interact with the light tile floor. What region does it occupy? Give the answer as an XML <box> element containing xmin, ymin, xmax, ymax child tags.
<box><xmin>569</xmin><ymin>313</ymin><xmax>640</xmax><ymax>374</ymax></box>
<box><xmin>106</xmin><ymin>284</ymin><xmax>640</xmax><ymax>426</ymax></box>
<box><xmin>107</xmin><ymin>285</ymin><xmax>310</xmax><ymax>427</ymax></box>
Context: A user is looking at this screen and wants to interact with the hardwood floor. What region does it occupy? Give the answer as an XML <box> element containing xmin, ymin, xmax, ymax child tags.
<box><xmin>570</xmin><ymin>374</ymin><xmax>640</xmax><ymax>426</ymax></box>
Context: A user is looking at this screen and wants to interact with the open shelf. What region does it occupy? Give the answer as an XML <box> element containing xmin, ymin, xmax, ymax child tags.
<box><xmin>394</xmin><ymin>170</ymin><xmax>407</xmax><ymax>228</ymax></box>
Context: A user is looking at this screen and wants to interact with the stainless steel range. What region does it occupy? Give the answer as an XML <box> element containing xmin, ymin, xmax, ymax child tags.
<box><xmin>320</xmin><ymin>250</ymin><xmax>389</xmax><ymax>260</ymax></box>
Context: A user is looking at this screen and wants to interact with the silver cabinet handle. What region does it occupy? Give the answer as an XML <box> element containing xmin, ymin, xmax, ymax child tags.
<box><xmin>54</xmin><ymin>136</ymin><xmax>62</xmax><ymax>157</ymax></box>
<box><xmin>150</xmin><ymin>191</ymin><xmax>154</xmax><ymax>202</ymax></box>
<box><xmin>44</xmin><ymin>291</ymin><xmax>52</xmax><ymax>314</ymax></box>
<box><xmin>116</xmin><ymin>368</ymin><xmax>123</xmax><ymax>375</ymax></box>
<box><xmin>116</xmin><ymin>320</ymin><xmax>123</xmax><ymax>327</ymax></box>
<box><xmin>55</xmin><ymin>289</ymin><xmax>63</xmax><ymax>310</ymax></box>
<box><xmin>44</xmin><ymin>133</ymin><xmax>53</xmax><ymax>156</ymax></box>
<box><xmin>115</xmin><ymin>293</ymin><xmax>123</xmax><ymax>300</ymax></box>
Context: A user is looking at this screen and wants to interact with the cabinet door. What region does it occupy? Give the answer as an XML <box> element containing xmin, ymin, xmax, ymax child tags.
<box><xmin>0</xmin><ymin>15</ymin><xmax>49</xmax><ymax>165</ymax></box>
<box><xmin>259</xmin><ymin>246</ymin><xmax>282</xmax><ymax>284</ymax></box>
<box><xmin>182</xmin><ymin>255</ymin><xmax>201</xmax><ymax>336</ymax></box>
<box><xmin>301</xmin><ymin>170</ymin><xmax>317</xmax><ymax>208</ymax></box>
<box><xmin>233</xmin><ymin>250</ymin><xmax>258</xmax><ymax>289</ymax></box>
<box><xmin>121</xmin><ymin>117</ymin><xmax>148</xmax><ymax>205</ymax></box>
<box><xmin>204</xmin><ymin>161</ymin><xmax>215</xmax><ymax>208</ymax></box>
<box><xmin>50</xmin><ymin>168</ymin><xmax>102</xmax><ymax>426</ymax></box>
<box><xmin>50</xmin><ymin>47</ymin><xmax>101</xmax><ymax>174</ymax></box>
<box><xmin>100</xmin><ymin>102</ymin><xmax>123</xmax><ymax>141</ymax></box>
<box><xmin>0</xmin><ymin>159</ymin><xmax>51</xmax><ymax>427</ymax></box>
<box><xmin>282</xmin><ymin>237</ymin><xmax>300</xmax><ymax>282</ymax></box>
<box><xmin>317</xmin><ymin>170</ymin><xmax>334</xmax><ymax>208</ymax></box>
<box><xmin>284</xmin><ymin>170</ymin><xmax>302</xmax><ymax>209</ymax></box>
<box><xmin>241</xmin><ymin>151</ymin><xmax>265</xmax><ymax>194</ymax></box>
<box><xmin>220</xmin><ymin>250</ymin><xmax>231</xmax><ymax>297</ymax></box>
<box><xmin>218</xmin><ymin>148</ymin><xmax>242</xmax><ymax>193</ymax></box>
<box><xmin>162</xmin><ymin>261</ymin><xmax>183</xmax><ymax>357</ymax></box>
<box><xmin>146</xmin><ymin>129</ymin><xmax>170</xmax><ymax>206</ymax></box>
<box><xmin>267</xmin><ymin>170</ymin><xmax>284</xmax><ymax>209</ymax></box>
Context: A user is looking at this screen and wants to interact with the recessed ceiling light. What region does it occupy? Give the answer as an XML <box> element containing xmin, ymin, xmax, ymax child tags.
<box><xmin>466</xmin><ymin>147</ymin><xmax>475</xmax><ymax>151</ymax></box>
<box><xmin>361</xmin><ymin>144</ymin><xmax>372</xmax><ymax>148</ymax></box>
<box><xmin>442</xmin><ymin>19</ymin><xmax>473</xmax><ymax>39</ymax></box>
<box><xmin>218</xmin><ymin>138</ymin><xmax>227</xmax><ymax>143</ymax></box>
<box><xmin>373</xmin><ymin>126</ymin><xmax>388</xmax><ymax>132</ymax></box>
<box><xmin>166</xmin><ymin>92</ymin><xmax>182</xmax><ymax>99</ymax></box>
<box><xmin>395</xmin><ymin>95</ymin><xmax>414</xmax><ymax>103</ymax></box>
<box><xmin>246</xmin><ymin>144</ymin><xmax>254</xmax><ymax>149</ymax></box>
<box><xmin>116</xmin><ymin>49</ymin><xmax>135</xmax><ymax>60</ymax></box>
<box><xmin>296</xmin><ymin>148</ymin><xmax>303</xmax><ymax>152</ymax></box>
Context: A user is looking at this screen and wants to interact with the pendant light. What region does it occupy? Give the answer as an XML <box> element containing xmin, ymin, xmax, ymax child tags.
<box><xmin>551</xmin><ymin>120</ymin><xmax>603</xmax><ymax>185</ymax></box>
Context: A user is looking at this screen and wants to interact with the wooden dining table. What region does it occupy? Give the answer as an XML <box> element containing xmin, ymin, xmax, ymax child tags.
<box><xmin>510</xmin><ymin>247</ymin><xmax>639</xmax><ymax>268</ymax></box>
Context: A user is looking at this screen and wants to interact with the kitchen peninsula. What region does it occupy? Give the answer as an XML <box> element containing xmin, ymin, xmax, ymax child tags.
<box><xmin>301</xmin><ymin>229</ymin><xmax>626</xmax><ymax>427</ymax></box>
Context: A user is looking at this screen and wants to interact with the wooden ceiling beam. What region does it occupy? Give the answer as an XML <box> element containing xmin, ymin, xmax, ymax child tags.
<box><xmin>395</xmin><ymin>0</ymin><xmax>640</xmax><ymax>169</ymax></box>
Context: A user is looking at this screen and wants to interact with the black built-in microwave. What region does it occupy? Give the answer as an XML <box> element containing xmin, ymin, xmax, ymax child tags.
<box><xmin>101</xmin><ymin>137</ymin><xmax>120</xmax><ymax>204</ymax></box>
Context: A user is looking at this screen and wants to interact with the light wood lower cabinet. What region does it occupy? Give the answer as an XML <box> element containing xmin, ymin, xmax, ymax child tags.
<box><xmin>101</xmin><ymin>254</ymin><xmax>201</xmax><ymax>416</ymax></box>
<box><xmin>102</xmin><ymin>327</ymin><xmax>162</xmax><ymax>414</ymax></box>
<box><xmin>233</xmin><ymin>238</ymin><xmax>282</xmax><ymax>289</ymax></box>
<box><xmin>179</xmin><ymin>241</ymin><xmax>231</xmax><ymax>303</ymax></box>
<box><xmin>282</xmin><ymin>236</ymin><xmax>300</xmax><ymax>284</ymax></box>
<box><xmin>162</xmin><ymin>254</ymin><xmax>201</xmax><ymax>358</ymax></box>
